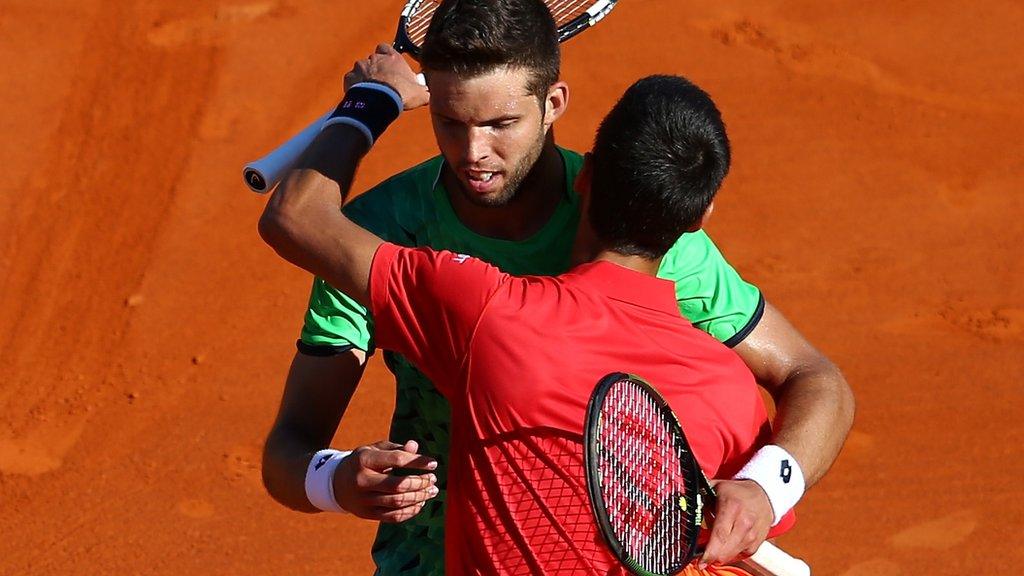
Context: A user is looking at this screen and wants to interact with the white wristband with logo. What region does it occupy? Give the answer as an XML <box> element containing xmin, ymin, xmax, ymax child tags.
<box><xmin>305</xmin><ymin>449</ymin><xmax>353</xmax><ymax>513</ymax></box>
<box><xmin>732</xmin><ymin>444</ymin><xmax>805</xmax><ymax>526</ymax></box>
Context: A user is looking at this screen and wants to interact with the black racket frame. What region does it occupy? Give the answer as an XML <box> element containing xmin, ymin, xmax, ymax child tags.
<box><xmin>393</xmin><ymin>0</ymin><xmax>619</xmax><ymax>59</ymax></box>
<box><xmin>584</xmin><ymin>372</ymin><xmax>713</xmax><ymax>576</ymax></box>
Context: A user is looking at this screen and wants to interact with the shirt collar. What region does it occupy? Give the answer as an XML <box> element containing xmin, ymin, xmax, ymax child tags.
<box><xmin>563</xmin><ymin>261</ymin><xmax>680</xmax><ymax>316</ymax></box>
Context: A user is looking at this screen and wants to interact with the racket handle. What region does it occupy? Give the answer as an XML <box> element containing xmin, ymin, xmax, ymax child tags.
<box><xmin>740</xmin><ymin>541</ymin><xmax>811</xmax><ymax>576</ymax></box>
<box><xmin>242</xmin><ymin>74</ymin><xmax>425</xmax><ymax>193</ymax></box>
<box><xmin>242</xmin><ymin>109</ymin><xmax>333</xmax><ymax>193</ymax></box>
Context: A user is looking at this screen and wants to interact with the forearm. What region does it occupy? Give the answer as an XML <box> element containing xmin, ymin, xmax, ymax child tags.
<box><xmin>734</xmin><ymin>302</ymin><xmax>855</xmax><ymax>488</ymax></box>
<box><xmin>258</xmin><ymin>124</ymin><xmax>381</xmax><ymax>305</ymax></box>
<box><xmin>767</xmin><ymin>359</ymin><xmax>854</xmax><ymax>487</ymax></box>
<box><xmin>262</xmin><ymin>426</ymin><xmax>324</xmax><ymax>513</ymax></box>
<box><xmin>261</xmin><ymin>350</ymin><xmax>366</xmax><ymax>512</ymax></box>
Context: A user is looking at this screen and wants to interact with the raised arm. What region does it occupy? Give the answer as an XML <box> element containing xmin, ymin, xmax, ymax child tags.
<box><xmin>259</xmin><ymin>45</ymin><xmax>438</xmax><ymax>522</ymax></box>
<box><xmin>258</xmin><ymin>44</ymin><xmax>428</xmax><ymax>306</ymax></box>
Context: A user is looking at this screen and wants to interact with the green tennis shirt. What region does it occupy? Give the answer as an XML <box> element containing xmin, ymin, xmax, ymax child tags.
<box><xmin>298</xmin><ymin>148</ymin><xmax>764</xmax><ymax>575</ymax></box>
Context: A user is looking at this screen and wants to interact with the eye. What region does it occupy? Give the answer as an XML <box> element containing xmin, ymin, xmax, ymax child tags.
<box><xmin>491</xmin><ymin>118</ymin><xmax>517</xmax><ymax>130</ymax></box>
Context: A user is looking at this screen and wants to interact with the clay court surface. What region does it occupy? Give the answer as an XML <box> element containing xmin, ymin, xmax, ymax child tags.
<box><xmin>1</xmin><ymin>0</ymin><xmax>1022</xmax><ymax>573</ymax></box>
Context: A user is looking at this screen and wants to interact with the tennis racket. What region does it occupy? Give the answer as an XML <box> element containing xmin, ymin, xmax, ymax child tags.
<box><xmin>583</xmin><ymin>372</ymin><xmax>811</xmax><ymax>576</ymax></box>
<box><xmin>242</xmin><ymin>0</ymin><xmax>619</xmax><ymax>193</ymax></box>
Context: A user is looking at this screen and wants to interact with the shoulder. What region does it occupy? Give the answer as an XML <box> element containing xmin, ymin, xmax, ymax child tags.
<box><xmin>661</xmin><ymin>230</ymin><xmax>718</xmax><ymax>267</ymax></box>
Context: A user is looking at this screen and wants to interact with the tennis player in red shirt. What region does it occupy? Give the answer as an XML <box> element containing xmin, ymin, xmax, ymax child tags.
<box><xmin>261</xmin><ymin>75</ymin><xmax>796</xmax><ymax>573</ymax></box>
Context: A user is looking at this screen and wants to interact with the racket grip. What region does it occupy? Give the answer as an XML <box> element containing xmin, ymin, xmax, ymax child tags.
<box><xmin>242</xmin><ymin>73</ymin><xmax>423</xmax><ymax>193</ymax></box>
<box><xmin>242</xmin><ymin>109</ymin><xmax>333</xmax><ymax>193</ymax></box>
<box><xmin>742</xmin><ymin>541</ymin><xmax>811</xmax><ymax>576</ymax></box>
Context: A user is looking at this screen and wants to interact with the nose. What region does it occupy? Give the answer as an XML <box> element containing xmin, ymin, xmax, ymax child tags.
<box><xmin>465</xmin><ymin>127</ymin><xmax>490</xmax><ymax>165</ymax></box>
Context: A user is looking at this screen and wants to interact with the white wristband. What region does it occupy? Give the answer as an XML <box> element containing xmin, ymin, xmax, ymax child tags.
<box><xmin>732</xmin><ymin>445</ymin><xmax>805</xmax><ymax>526</ymax></box>
<box><xmin>305</xmin><ymin>449</ymin><xmax>352</xmax><ymax>513</ymax></box>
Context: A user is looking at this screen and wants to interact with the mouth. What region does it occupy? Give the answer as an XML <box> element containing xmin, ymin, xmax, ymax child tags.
<box><xmin>464</xmin><ymin>169</ymin><xmax>502</xmax><ymax>195</ymax></box>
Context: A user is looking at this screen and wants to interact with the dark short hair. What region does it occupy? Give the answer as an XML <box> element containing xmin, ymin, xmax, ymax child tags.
<box><xmin>420</xmin><ymin>0</ymin><xmax>560</xmax><ymax>98</ymax></box>
<box><xmin>589</xmin><ymin>75</ymin><xmax>731</xmax><ymax>259</ymax></box>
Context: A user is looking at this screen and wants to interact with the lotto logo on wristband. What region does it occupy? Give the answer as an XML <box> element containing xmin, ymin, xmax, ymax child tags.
<box><xmin>780</xmin><ymin>459</ymin><xmax>793</xmax><ymax>483</ymax></box>
<box><xmin>314</xmin><ymin>454</ymin><xmax>332</xmax><ymax>471</ymax></box>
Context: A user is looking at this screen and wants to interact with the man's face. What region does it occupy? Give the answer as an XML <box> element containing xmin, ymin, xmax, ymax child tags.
<box><xmin>428</xmin><ymin>66</ymin><xmax>550</xmax><ymax>207</ymax></box>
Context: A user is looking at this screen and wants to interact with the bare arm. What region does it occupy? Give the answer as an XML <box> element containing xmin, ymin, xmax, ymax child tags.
<box><xmin>258</xmin><ymin>125</ymin><xmax>381</xmax><ymax>307</ymax></box>
<box><xmin>733</xmin><ymin>301</ymin><xmax>855</xmax><ymax>487</ymax></box>
<box><xmin>262</xmin><ymin>350</ymin><xmax>438</xmax><ymax>520</ymax></box>
<box><xmin>262</xmin><ymin>350</ymin><xmax>368</xmax><ymax>512</ymax></box>
<box><xmin>260</xmin><ymin>45</ymin><xmax>437</xmax><ymax>519</ymax></box>
<box><xmin>701</xmin><ymin>301</ymin><xmax>854</xmax><ymax>567</ymax></box>
<box><xmin>258</xmin><ymin>43</ymin><xmax>429</xmax><ymax>306</ymax></box>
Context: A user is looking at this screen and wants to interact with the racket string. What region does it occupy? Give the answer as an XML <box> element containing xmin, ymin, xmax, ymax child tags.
<box><xmin>403</xmin><ymin>0</ymin><xmax>598</xmax><ymax>50</ymax></box>
<box><xmin>598</xmin><ymin>379</ymin><xmax>692</xmax><ymax>573</ymax></box>
<box><xmin>405</xmin><ymin>1</ymin><xmax>442</xmax><ymax>45</ymax></box>
<box><xmin>545</xmin><ymin>0</ymin><xmax>594</xmax><ymax>25</ymax></box>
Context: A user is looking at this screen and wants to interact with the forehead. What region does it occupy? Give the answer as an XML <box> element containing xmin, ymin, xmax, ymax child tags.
<box><xmin>427</xmin><ymin>66</ymin><xmax>538</xmax><ymax>119</ymax></box>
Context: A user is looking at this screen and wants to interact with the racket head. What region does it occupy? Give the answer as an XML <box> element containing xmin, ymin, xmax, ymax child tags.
<box><xmin>584</xmin><ymin>372</ymin><xmax>707</xmax><ymax>576</ymax></box>
<box><xmin>394</xmin><ymin>0</ymin><xmax>442</xmax><ymax>58</ymax></box>
<box><xmin>393</xmin><ymin>0</ymin><xmax>619</xmax><ymax>59</ymax></box>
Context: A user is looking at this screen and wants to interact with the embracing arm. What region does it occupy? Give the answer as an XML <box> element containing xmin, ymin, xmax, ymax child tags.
<box><xmin>258</xmin><ymin>124</ymin><xmax>380</xmax><ymax>306</ymax></box>
<box><xmin>259</xmin><ymin>45</ymin><xmax>438</xmax><ymax>520</ymax></box>
<box><xmin>734</xmin><ymin>301</ymin><xmax>855</xmax><ymax>486</ymax></box>
<box><xmin>259</xmin><ymin>43</ymin><xmax>428</xmax><ymax>306</ymax></box>
<box><xmin>701</xmin><ymin>301</ymin><xmax>854</xmax><ymax>567</ymax></box>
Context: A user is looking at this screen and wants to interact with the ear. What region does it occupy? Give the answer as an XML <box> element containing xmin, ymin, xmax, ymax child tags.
<box><xmin>687</xmin><ymin>201</ymin><xmax>715</xmax><ymax>232</ymax></box>
<box><xmin>542</xmin><ymin>81</ymin><xmax>569</xmax><ymax>128</ymax></box>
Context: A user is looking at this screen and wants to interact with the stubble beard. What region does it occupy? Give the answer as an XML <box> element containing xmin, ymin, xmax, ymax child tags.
<box><xmin>456</xmin><ymin>125</ymin><xmax>547</xmax><ymax>209</ymax></box>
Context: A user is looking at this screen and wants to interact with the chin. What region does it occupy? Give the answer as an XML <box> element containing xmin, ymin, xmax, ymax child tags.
<box><xmin>461</xmin><ymin>185</ymin><xmax>518</xmax><ymax>208</ymax></box>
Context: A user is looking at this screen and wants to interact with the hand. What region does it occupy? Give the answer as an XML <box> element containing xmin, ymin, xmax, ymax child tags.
<box><xmin>699</xmin><ymin>479</ymin><xmax>773</xmax><ymax>568</ymax></box>
<box><xmin>343</xmin><ymin>44</ymin><xmax>429</xmax><ymax>110</ymax></box>
<box><xmin>333</xmin><ymin>439</ymin><xmax>439</xmax><ymax>522</ymax></box>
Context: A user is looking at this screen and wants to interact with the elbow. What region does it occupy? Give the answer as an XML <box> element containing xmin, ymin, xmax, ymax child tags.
<box><xmin>260</xmin><ymin>434</ymin><xmax>286</xmax><ymax>504</ymax></box>
<box><xmin>812</xmin><ymin>357</ymin><xmax>856</xmax><ymax>430</ymax></box>
<box><xmin>836</xmin><ymin>363</ymin><xmax>856</xmax><ymax>425</ymax></box>
<box><xmin>258</xmin><ymin>204</ymin><xmax>294</xmax><ymax>255</ymax></box>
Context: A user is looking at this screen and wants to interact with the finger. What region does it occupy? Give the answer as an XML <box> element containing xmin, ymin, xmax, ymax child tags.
<box><xmin>364</xmin><ymin>449</ymin><xmax>437</xmax><ymax>472</ymax></box>
<box><xmin>700</xmin><ymin>518</ymin><xmax>739</xmax><ymax>568</ymax></box>
<box><xmin>366</xmin><ymin>440</ymin><xmax>404</xmax><ymax>451</ymax></box>
<box><xmin>377</xmin><ymin>501</ymin><xmax>427</xmax><ymax>523</ymax></box>
<box><xmin>358</xmin><ymin>448</ymin><xmax>436</xmax><ymax>472</ymax></box>
<box><xmin>369</xmin><ymin>485</ymin><xmax>439</xmax><ymax>509</ymax></box>
<box><xmin>403</xmin><ymin>439</ymin><xmax>420</xmax><ymax>454</ymax></box>
<box><xmin>376</xmin><ymin>42</ymin><xmax>396</xmax><ymax>55</ymax></box>
<box><xmin>373</xmin><ymin>472</ymin><xmax>438</xmax><ymax>494</ymax></box>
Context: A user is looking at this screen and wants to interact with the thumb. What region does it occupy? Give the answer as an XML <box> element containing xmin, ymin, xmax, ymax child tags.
<box><xmin>376</xmin><ymin>42</ymin><xmax>397</xmax><ymax>55</ymax></box>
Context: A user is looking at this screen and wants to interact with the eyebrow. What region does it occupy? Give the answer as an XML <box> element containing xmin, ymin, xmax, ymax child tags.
<box><xmin>431</xmin><ymin>111</ymin><xmax>523</xmax><ymax>125</ymax></box>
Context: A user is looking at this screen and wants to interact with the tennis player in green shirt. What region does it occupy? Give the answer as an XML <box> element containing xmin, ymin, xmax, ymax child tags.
<box><xmin>260</xmin><ymin>1</ymin><xmax>854</xmax><ymax>574</ymax></box>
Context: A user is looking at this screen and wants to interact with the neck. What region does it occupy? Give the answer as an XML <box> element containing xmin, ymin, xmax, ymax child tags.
<box><xmin>443</xmin><ymin>137</ymin><xmax>564</xmax><ymax>241</ymax></box>
<box><xmin>592</xmin><ymin>249</ymin><xmax>663</xmax><ymax>277</ymax></box>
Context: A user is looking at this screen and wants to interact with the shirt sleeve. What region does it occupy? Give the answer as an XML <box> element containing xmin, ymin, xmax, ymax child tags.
<box><xmin>369</xmin><ymin>243</ymin><xmax>505</xmax><ymax>393</ymax></box>
<box><xmin>657</xmin><ymin>230</ymin><xmax>764</xmax><ymax>347</ymax></box>
<box><xmin>298</xmin><ymin>278</ymin><xmax>373</xmax><ymax>354</ymax></box>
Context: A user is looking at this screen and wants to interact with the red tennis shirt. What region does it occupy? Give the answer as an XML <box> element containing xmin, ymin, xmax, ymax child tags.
<box><xmin>369</xmin><ymin>243</ymin><xmax>794</xmax><ymax>575</ymax></box>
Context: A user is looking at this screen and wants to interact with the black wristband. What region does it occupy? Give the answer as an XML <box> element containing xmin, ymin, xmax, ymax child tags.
<box><xmin>321</xmin><ymin>82</ymin><xmax>402</xmax><ymax>146</ymax></box>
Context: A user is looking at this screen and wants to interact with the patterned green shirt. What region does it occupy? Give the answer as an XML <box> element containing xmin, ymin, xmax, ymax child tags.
<box><xmin>299</xmin><ymin>148</ymin><xmax>763</xmax><ymax>575</ymax></box>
